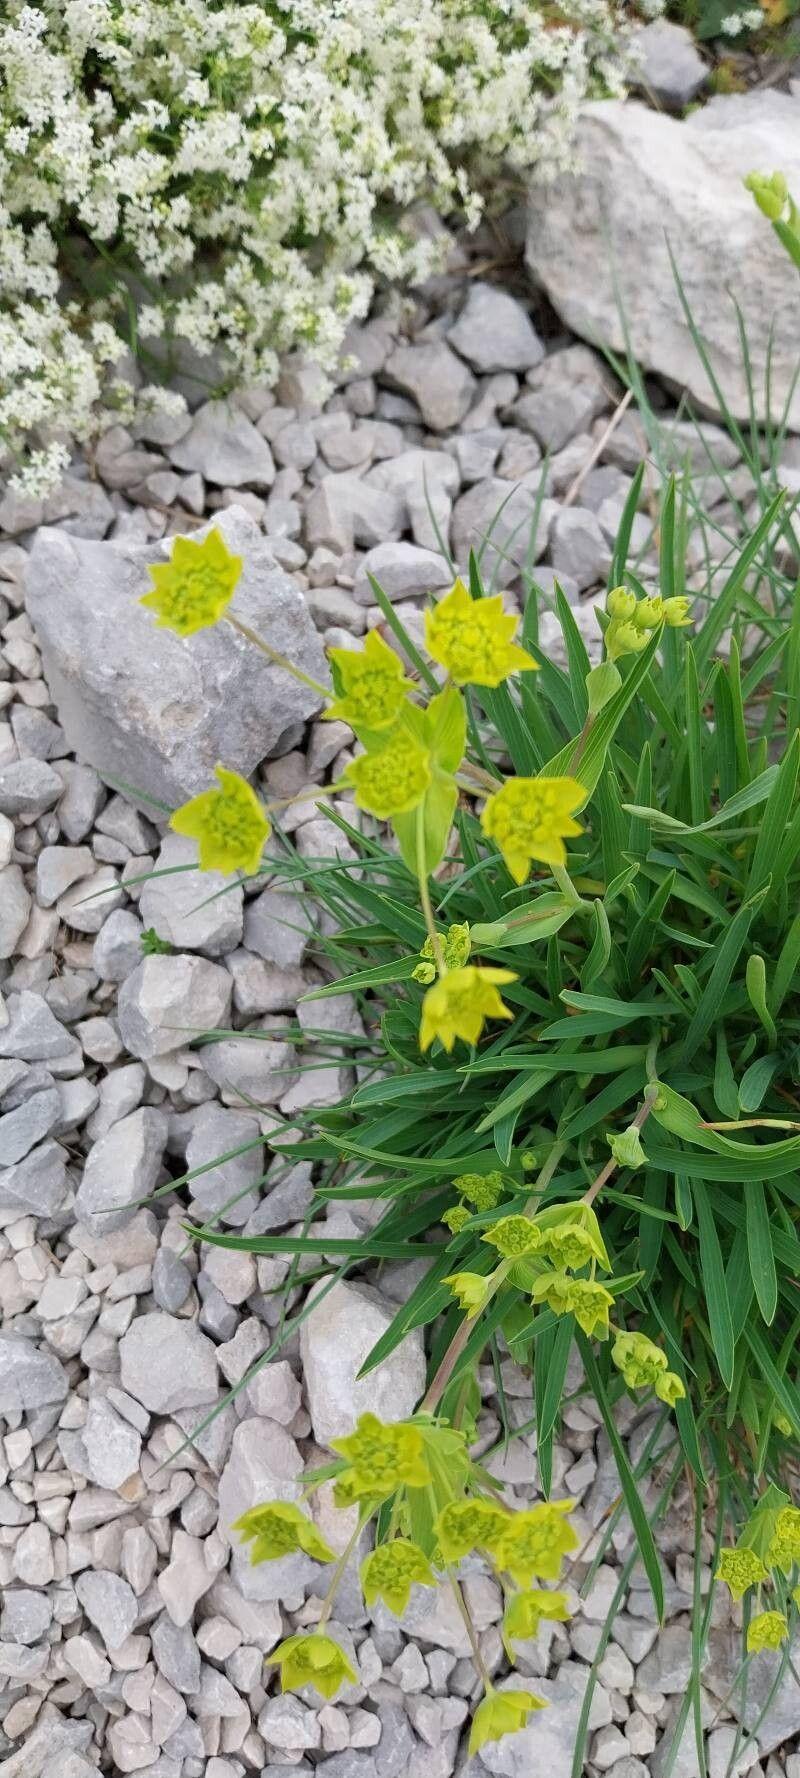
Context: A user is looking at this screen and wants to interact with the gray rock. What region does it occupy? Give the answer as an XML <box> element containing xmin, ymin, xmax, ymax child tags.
<box><xmin>198</xmin><ymin>1022</ymin><xmax>295</xmax><ymax>1110</ymax></box>
<box><xmin>704</xmin><ymin>1625</ymin><xmax>800</xmax><ymax>1756</ymax></box>
<box><xmin>367</xmin><ymin>448</ymin><xmax>458</xmax><ymax>552</ymax></box>
<box><xmin>119</xmin><ymin>1311</ymin><xmax>219</xmax><ymax>1413</ymax></box>
<box><xmin>549</xmin><ymin>507</ymin><xmax>612</xmax><ymax>592</ymax></box>
<box><xmin>75</xmin><ymin>1106</ymin><xmax>168</xmax><ymax>1233</ymax></box>
<box><xmin>0</xmin><ymin>1139</ymin><xmax>69</xmax><ymax>1217</ymax></box>
<box><xmin>0</xmin><ymin>760</ymin><xmax>62</xmax><ymax>819</ymax></box>
<box><xmin>636</xmin><ymin>1624</ymin><xmax>696</xmax><ymax>1693</ymax></box>
<box><xmin>0</xmin><ymin>866</ymin><xmax>30</xmax><ymax>960</ymax></box>
<box><xmin>244</xmin><ymin>1158</ymin><xmax>314</xmax><ymax>1232</ymax></box>
<box><xmin>0</xmin><ymin>993</ymin><xmax>78</xmax><ymax>1063</ymax></box>
<box><xmin>151</xmin><ymin>1612</ymin><xmax>202</xmax><ymax>1695</ymax></box>
<box><xmin>74</xmin><ymin>1568</ymin><xmax>138</xmax><ymax>1650</ymax></box>
<box><xmin>477</xmin><ymin>1664</ymin><xmax>609</xmax><ymax>1777</ymax></box>
<box><xmin>300</xmin><ymin>1278</ymin><xmax>425</xmax><ymax>1447</ymax></box>
<box><xmin>185</xmin><ymin>1101</ymin><xmax>263</xmax><ymax>1224</ymax></box>
<box><xmin>451</xmin><ymin>479</ymin><xmax>555</xmax><ymax>587</ymax></box>
<box><xmin>0</xmin><ymin>1718</ymin><xmax>94</xmax><ymax>1778</ymax></box>
<box><xmin>81</xmin><ymin>1394</ymin><xmax>143</xmax><ymax>1488</ymax></box>
<box><xmin>86</xmin><ymin>1062</ymin><xmax>145</xmax><ymax>1141</ymax></box>
<box><xmin>243</xmin><ymin>885</ymin><xmax>311</xmax><ymax>967</ymax></box>
<box><xmin>0</xmin><ymin>1334</ymin><xmax>68</xmax><ymax>1414</ymax></box>
<box><xmin>170</xmin><ymin>400</ymin><xmax>276</xmax><ymax>487</ymax></box>
<box><xmin>448</xmin><ymin>283</ymin><xmax>544</xmax><ymax>373</ymax></box>
<box><xmin>35</xmin><ymin>845</ymin><xmax>95</xmax><ymax>907</ymax></box>
<box><xmin>24</xmin><ymin>505</ymin><xmax>327</xmax><ymax>808</ymax></box>
<box><xmin>305</xmin><ymin>474</ymin><xmax>404</xmax><ymax>554</ymax></box>
<box><xmin>512</xmin><ymin>382</ymin><xmax>607</xmax><ymax>454</ymax></box>
<box><xmin>139</xmin><ymin>833</ymin><xmax>244</xmax><ymax>956</ymax></box>
<box><xmin>0</xmin><ymin>1086</ymin><xmax>61</xmax><ymax>1164</ymax></box>
<box><xmin>117</xmin><ymin>954</ymin><xmax>232</xmax><ymax>1059</ymax></box>
<box><xmin>152</xmin><ymin>1247</ymin><xmax>193</xmax><ymax>1312</ymax></box>
<box><xmin>56</xmin><ymin>864</ymin><xmax>123</xmax><ymax>934</ymax></box>
<box><xmin>384</xmin><ymin>341</ymin><xmax>475</xmax><ymax>431</ymax></box>
<box><xmin>634</xmin><ymin>20</ymin><xmax>707</xmax><ymax>109</ymax></box>
<box><xmin>92</xmin><ymin>909</ymin><xmax>144</xmax><ymax>982</ymax></box>
<box><xmin>218</xmin><ymin>1417</ymin><xmax>312</xmax><ymax>1603</ymax></box>
<box><xmin>57</xmin><ymin>760</ymin><xmax>105</xmax><ymax>842</ymax></box>
<box><xmin>525</xmin><ymin>94</ymin><xmax>800</xmax><ymax>430</ymax></box>
<box><xmin>0</xmin><ymin>1590</ymin><xmax>52</xmax><ymax>1645</ymax></box>
<box><xmin>352</xmin><ymin>542</ymin><xmax>452</xmax><ymax>606</ymax></box>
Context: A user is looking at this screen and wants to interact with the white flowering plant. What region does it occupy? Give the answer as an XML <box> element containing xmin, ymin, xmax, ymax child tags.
<box><xmin>1</xmin><ymin>0</ymin><xmax>655</xmax><ymax>492</ymax></box>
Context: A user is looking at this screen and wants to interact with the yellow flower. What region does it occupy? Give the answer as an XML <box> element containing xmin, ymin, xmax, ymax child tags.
<box><xmin>481</xmin><ymin>776</ymin><xmax>584</xmax><ymax>882</ymax></box>
<box><xmin>747</xmin><ymin>1610</ymin><xmax>788</xmax><ymax>1655</ymax></box>
<box><xmin>360</xmin><ymin>1540</ymin><xmax>435</xmax><ymax>1615</ymax></box>
<box><xmin>443</xmin><ymin>1270</ymin><xmax>493</xmax><ymax>1318</ymax></box>
<box><xmin>662</xmin><ymin>595</ymin><xmax>692</xmax><ymax>627</ymax></box>
<box><xmin>632</xmin><ymin>595</ymin><xmax>664</xmax><ymax>631</ymax></box>
<box><xmin>606</xmin><ymin>586</ymin><xmax>637</xmax><ymax>621</ymax></box>
<box><xmin>531</xmin><ymin>1272</ymin><xmax>614</xmax><ymax>1340</ymax></box>
<box><xmin>326</xmin><ymin>631</ymin><xmax>413</xmax><ymax>732</ymax></box>
<box><xmin>482</xmin><ymin>1216</ymin><xmax>542</xmax><ymax>1259</ymax></box>
<box><xmin>425</xmin><ymin>577</ymin><xmax>537</xmax><ymax>688</ymax></box>
<box><xmin>412</xmin><ymin>921</ymin><xmax>471</xmax><ymax>986</ymax></box>
<box><xmin>612</xmin><ymin>1332</ymin><xmax>669</xmax><ymax>1392</ymax></box>
<box><xmin>654</xmin><ymin>1370</ymin><xmax>686</xmax><ymax>1407</ymax></box>
<box><xmin>469</xmin><ymin>1687</ymin><xmax>547</xmax><ymax>1754</ymax></box>
<box><xmin>233</xmin><ymin>1501</ymin><xmax>337</xmax><ymax>1566</ymax></box>
<box><xmin>745</xmin><ymin>169</ymin><xmax>788</xmax><ymax>222</ymax></box>
<box><xmin>503</xmin><ymin>1587</ymin><xmax>570</xmax><ymax>1648</ymax></box>
<box><xmin>766</xmin><ymin>1506</ymin><xmax>800</xmax><ymax>1573</ymax></box>
<box><xmin>269</xmin><ymin>1633</ymin><xmax>356</xmax><ymax>1700</ymax></box>
<box><xmin>171</xmin><ymin>765</ymin><xmax>271</xmax><ymax>874</ymax></box>
<box><xmin>140</xmin><ymin>527</ymin><xmax>242</xmax><ymax>635</ymax></box>
<box><xmin>436</xmin><ymin>1498</ymin><xmax>512</xmax><ymax>1563</ymax></box>
<box><xmin>442</xmin><ymin>1205</ymin><xmax>471</xmax><ymax>1234</ymax></box>
<box><xmin>494</xmin><ymin>1501</ymin><xmax>578</xmax><ymax>1585</ymax></box>
<box><xmin>331</xmin><ymin>1414</ymin><xmax>430</xmax><ymax>1505</ymax></box>
<box><xmin>455</xmin><ymin>1170</ymin><xmax>503</xmax><ymax>1209</ymax></box>
<box><xmin>345</xmin><ymin>729</ymin><xmax>431</xmax><ymax>818</ymax></box>
<box><xmin>715</xmin><ymin>1547</ymin><xmax>770</xmax><ymax>1602</ymax></box>
<box><xmin>534</xmin><ymin>1203</ymin><xmax>610</xmax><ymax>1273</ymax></box>
<box><xmin>420</xmin><ymin>965</ymin><xmax>516</xmax><ymax>1052</ymax></box>
<box><xmin>606</xmin><ymin>619</ymin><xmax>650</xmax><ymax>663</ymax></box>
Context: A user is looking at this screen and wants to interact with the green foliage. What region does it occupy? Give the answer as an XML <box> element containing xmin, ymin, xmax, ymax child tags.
<box><xmin>671</xmin><ymin>0</ymin><xmax>800</xmax><ymax>42</ymax></box>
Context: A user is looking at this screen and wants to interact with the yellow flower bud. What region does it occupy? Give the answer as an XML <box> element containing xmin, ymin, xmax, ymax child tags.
<box><xmin>606</xmin><ymin>585</ymin><xmax>637</xmax><ymax>621</ymax></box>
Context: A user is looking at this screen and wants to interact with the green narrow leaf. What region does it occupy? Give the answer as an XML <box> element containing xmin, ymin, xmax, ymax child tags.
<box><xmin>580</xmin><ymin>898</ymin><xmax>613</xmax><ymax>992</ymax></box>
<box><xmin>535</xmin><ymin>1314</ymin><xmax>574</xmax><ymax>1465</ymax></box>
<box><xmin>746</xmin><ymin>1183</ymin><xmax>778</xmax><ymax>1326</ymax></box>
<box><xmin>611</xmin><ymin>462</ymin><xmax>647</xmax><ymax>588</ymax></box>
<box><xmin>713</xmin><ymin>1027</ymin><xmax>739</xmax><ymax>1119</ymax></box>
<box><xmin>693</xmin><ymin>1180</ymin><xmax>735</xmax><ymax>1388</ymax></box>
<box><xmin>679</xmin><ymin>887</ymin><xmax>768</xmax><ymax>1064</ymax></box>
<box><xmin>579</xmin><ymin>1340</ymin><xmax>665</xmax><ymax>1621</ymax></box>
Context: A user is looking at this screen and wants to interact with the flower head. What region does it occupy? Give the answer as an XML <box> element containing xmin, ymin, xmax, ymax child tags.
<box><xmin>360</xmin><ymin>1539</ymin><xmax>435</xmax><ymax>1615</ymax></box>
<box><xmin>233</xmin><ymin>1501</ymin><xmax>336</xmax><ymax>1566</ymax></box>
<box><xmin>606</xmin><ymin>620</ymin><xmax>650</xmax><ymax>662</ymax></box>
<box><xmin>654</xmin><ymin>1370</ymin><xmax>686</xmax><ymax>1407</ymax></box>
<box><xmin>632</xmin><ymin>595</ymin><xmax>664</xmax><ymax>631</ymax></box>
<box><xmin>482</xmin><ymin>1215</ymin><xmax>542</xmax><ymax>1259</ymax></box>
<box><xmin>607</xmin><ymin>1125</ymin><xmax>648</xmax><ymax>1170</ymax></box>
<box><xmin>534</xmin><ymin>1203</ymin><xmax>610</xmax><ymax>1273</ymax></box>
<box><xmin>270</xmin><ymin>1632</ymin><xmax>356</xmax><ymax>1700</ymax></box>
<box><xmin>436</xmin><ymin>1498</ymin><xmax>511</xmax><ymax>1563</ymax></box>
<box><xmin>469</xmin><ymin>1687</ymin><xmax>547</xmax><ymax>1754</ymax></box>
<box><xmin>715</xmin><ymin>1547</ymin><xmax>770</xmax><ymax>1602</ymax></box>
<box><xmin>612</xmin><ymin>1331</ymin><xmax>669</xmax><ymax>1392</ymax></box>
<box><xmin>326</xmin><ymin>631</ymin><xmax>413</xmax><ymax>732</ymax></box>
<box><xmin>606</xmin><ymin>586</ymin><xmax>637</xmax><ymax>621</ymax></box>
<box><xmin>662</xmin><ymin>596</ymin><xmax>693</xmax><ymax>628</ymax></box>
<box><xmin>532</xmin><ymin>1272</ymin><xmax>613</xmax><ymax>1340</ymax></box>
<box><xmin>443</xmin><ymin>1270</ymin><xmax>493</xmax><ymax>1318</ymax></box>
<box><xmin>425</xmin><ymin>578</ymin><xmax>537</xmax><ymax>688</ymax></box>
<box><xmin>766</xmin><ymin>1507</ymin><xmax>800</xmax><ymax>1574</ymax></box>
<box><xmin>412</xmin><ymin>922</ymin><xmax>471</xmax><ymax>986</ymax></box>
<box><xmin>171</xmin><ymin>765</ymin><xmax>271</xmax><ymax>874</ymax></box>
<box><xmin>745</xmin><ymin>170</ymin><xmax>788</xmax><ymax>222</ymax></box>
<box><xmin>503</xmin><ymin>1587</ymin><xmax>570</xmax><ymax>1648</ymax></box>
<box><xmin>140</xmin><ymin>528</ymin><xmax>242</xmax><ymax>636</ymax></box>
<box><xmin>420</xmin><ymin>966</ymin><xmax>516</xmax><ymax>1053</ymax></box>
<box><xmin>345</xmin><ymin>729</ymin><xmax>431</xmax><ymax>818</ymax></box>
<box><xmin>747</xmin><ymin>1610</ymin><xmax>788</xmax><ymax>1655</ymax></box>
<box><xmin>495</xmin><ymin>1501</ymin><xmax>578</xmax><ymax>1584</ymax></box>
<box><xmin>455</xmin><ymin>1171</ymin><xmax>503</xmax><ymax>1210</ymax></box>
<box><xmin>442</xmin><ymin>1205</ymin><xmax>471</xmax><ymax>1234</ymax></box>
<box><xmin>481</xmin><ymin>776</ymin><xmax>584</xmax><ymax>882</ymax></box>
<box><xmin>331</xmin><ymin>1414</ymin><xmax>429</xmax><ymax>1505</ymax></box>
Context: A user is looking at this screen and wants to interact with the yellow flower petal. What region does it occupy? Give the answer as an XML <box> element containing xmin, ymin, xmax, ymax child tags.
<box><xmin>419</xmin><ymin>965</ymin><xmax>516</xmax><ymax>1053</ymax></box>
<box><xmin>425</xmin><ymin>578</ymin><xmax>537</xmax><ymax>688</ymax></box>
<box><xmin>481</xmin><ymin>776</ymin><xmax>584</xmax><ymax>884</ymax></box>
<box><xmin>326</xmin><ymin>630</ymin><xmax>413</xmax><ymax>731</ymax></box>
<box><xmin>140</xmin><ymin>526</ymin><xmax>242</xmax><ymax>635</ymax></box>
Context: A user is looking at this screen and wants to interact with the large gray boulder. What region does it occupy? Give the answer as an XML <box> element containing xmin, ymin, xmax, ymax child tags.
<box><xmin>526</xmin><ymin>93</ymin><xmax>800</xmax><ymax>430</ymax></box>
<box><xmin>24</xmin><ymin>505</ymin><xmax>329</xmax><ymax>808</ymax></box>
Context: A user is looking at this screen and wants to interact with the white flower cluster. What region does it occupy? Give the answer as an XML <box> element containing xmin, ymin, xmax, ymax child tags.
<box><xmin>1</xmin><ymin>0</ymin><xmax>659</xmax><ymax>490</ymax></box>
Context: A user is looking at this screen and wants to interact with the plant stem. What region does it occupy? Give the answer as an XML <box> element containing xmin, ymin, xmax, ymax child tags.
<box><xmin>227</xmin><ymin>612</ymin><xmax>330</xmax><ymax>697</ymax></box>
<box><xmin>448</xmin><ymin>1571</ymin><xmax>491</xmax><ymax>1687</ymax></box>
<box><xmin>551</xmin><ymin>864</ymin><xmax>584</xmax><ymax>909</ymax></box>
<box><xmin>416</xmin><ymin>804</ymin><xmax>445</xmax><ymax>976</ymax></box>
<box><xmin>420</xmin><ymin>1317</ymin><xmax>475</xmax><ymax>1414</ymax></box>
<box><xmin>317</xmin><ymin>1516</ymin><xmax>365</xmax><ymax>1629</ymax></box>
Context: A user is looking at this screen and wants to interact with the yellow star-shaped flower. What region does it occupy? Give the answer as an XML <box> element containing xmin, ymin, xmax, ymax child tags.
<box><xmin>469</xmin><ymin>1687</ymin><xmax>547</xmax><ymax>1754</ymax></box>
<box><xmin>494</xmin><ymin>1501</ymin><xmax>578</xmax><ymax>1585</ymax></box>
<box><xmin>170</xmin><ymin>765</ymin><xmax>271</xmax><ymax>874</ymax></box>
<box><xmin>503</xmin><ymin>1588</ymin><xmax>570</xmax><ymax>1649</ymax></box>
<box><xmin>481</xmin><ymin>776</ymin><xmax>584</xmax><ymax>882</ymax></box>
<box><xmin>425</xmin><ymin>578</ymin><xmax>537</xmax><ymax>688</ymax></box>
<box><xmin>233</xmin><ymin>1501</ymin><xmax>336</xmax><ymax>1566</ymax></box>
<box><xmin>360</xmin><ymin>1540</ymin><xmax>435</xmax><ymax>1616</ymax></box>
<box><xmin>325</xmin><ymin>631</ymin><xmax>413</xmax><ymax>732</ymax></box>
<box><xmin>443</xmin><ymin>1270</ymin><xmax>493</xmax><ymax>1318</ymax></box>
<box><xmin>420</xmin><ymin>965</ymin><xmax>516</xmax><ymax>1052</ymax></box>
<box><xmin>345</xmin><ymin>728</ymin><xmax>431</xmax><ymax>818</ymax></box>
<box><xmin>531</xmin><ymin>1271</ymin><xmax>614</xmax><ymax>1340</ymax></box>
<box><xmin>747</xmin><ymin>1610</ymin><xmax>788</xmax><ymax>1654</ymax></box>
<box><xmin>715</xmin><ymin>1547</ymin><xmax>770</xmax><ymax>1602</ymax></box>
<box><xmin>140</xmin><ymin>527</ymin><xmax>242</xmax><ymax>636</ymax></box>
<box><xmin>269</xmin><ymin>1633</ymin><xmax>356</xmax><ymax>1700</ymax></box>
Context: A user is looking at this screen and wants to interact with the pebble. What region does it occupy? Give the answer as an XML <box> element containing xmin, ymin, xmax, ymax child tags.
<box><xmin>119</xmin><ymin>1312</ymin><xmax>219</xmax><ymax>1414</ymax></box>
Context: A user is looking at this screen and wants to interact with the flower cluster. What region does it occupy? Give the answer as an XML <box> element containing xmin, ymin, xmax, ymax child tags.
<box><xmin>424</xmin><ymin>578</ymin><xmax>537</xmax><ymax>688</ymax></box>
<box><xmin>233</xmin><ymin>1407</ymin><xmax>580</xmax><ymax>1759</ymax></box>
<box><xmin>611</xmin><ymin>1331</ymin><xmax>685</xmax><ymax>1408</ymax></box>
<box><xmin>481</xmin><ymin>776</ymin><xmax>585</xmax><ymax>882</ymax></box>
<box><xmin>715</xmin><ymin>1489</ymin><xmax>800</xmax><ymax>1655</ymax></box>
<box><xmin>604</xmin><ymin>585</ymin><xmax>691</xmax><ymax>663</ymax></box>
<box><xmin>0</xmin><ymin>0</ymin><xmax>648</xmax><ymax>486</ymax></box>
